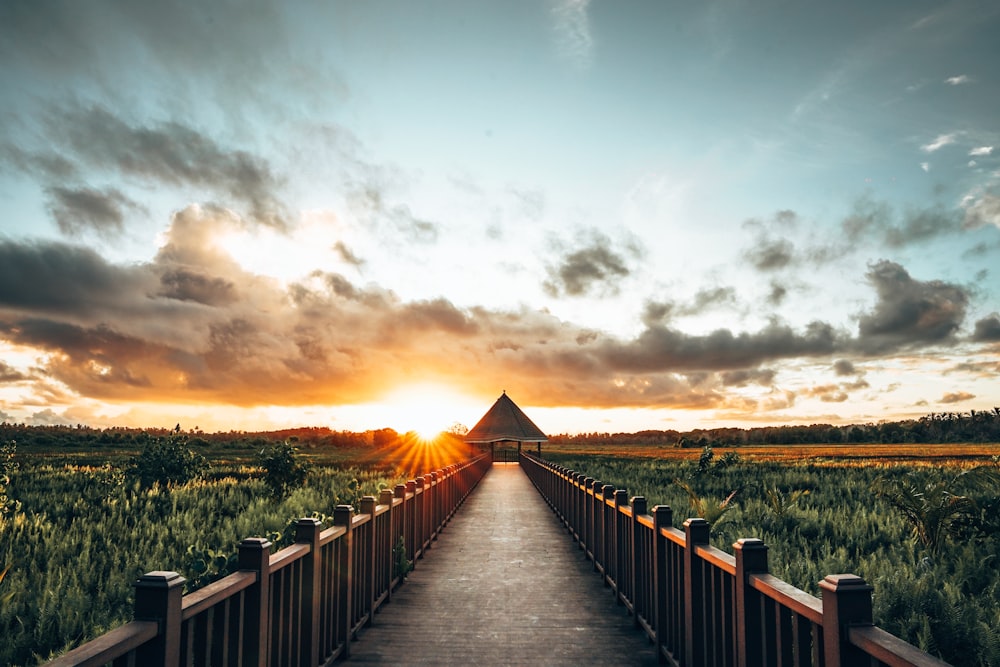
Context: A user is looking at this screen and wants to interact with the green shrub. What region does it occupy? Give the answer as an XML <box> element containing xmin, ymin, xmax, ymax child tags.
<box><xmin>129</xmin><ymin>435</ymin><xmax>209</xmax><ymax>489</ymax></box>
<box><xmin>258</xmin><ymin>441</ymin><xmax>312</xmax><ymax>499</ymax></box>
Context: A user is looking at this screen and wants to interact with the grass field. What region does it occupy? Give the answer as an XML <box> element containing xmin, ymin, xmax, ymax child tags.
<box><xmin>537</xmin><ymin>441</ymin><xmax>1000</xmax><ymax>465</ymax></box>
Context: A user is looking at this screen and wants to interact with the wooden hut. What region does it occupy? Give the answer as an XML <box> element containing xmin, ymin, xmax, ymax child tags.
<box><xmin>464</xmin><ymin>391</ymin><xmax>548</xmax><ymax>461</ymax></box>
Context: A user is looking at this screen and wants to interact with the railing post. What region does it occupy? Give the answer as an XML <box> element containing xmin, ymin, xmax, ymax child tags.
<box><xmin>583</xmin><ymin>477</ymin><xmax>595</xmax><ymax>556</ymax></box>
<box><xmin>820</xmin><ymin>574</ymin><xmax>874</xmax><ymax>666</ymax></box>
<box><xmin>414</xmin><ymin>477</ymin><xmax>427</xmax><ymax>557</ymax></box>
<box><xmin>734</xmin><ymin>538</ymin><xmax>769</xmax><ymax>667</ymax></box>
<box><xmin>613</xmin><ymin>488</ymin><xmax>629</xmax><ymax>603</ymax></box>
<box><xmin>601</xmin><ymin>483</ymin><xmax>615</xmax><ymax>580</ymax></box>
<box><xmin>652</xmin><ymin>505</ymin><xmax>673</xmax><ymax>663</ymax></box>
<box><xmin>404</xmin><ymin>480</ymin><xmax>417</xmax><ymax>562</ymax></box>
<box><xmin>631</xmin><ymin>496</ymin><xmax>648</xmax><ymax>629</ymax></box>
<box><xmin>334</xmin><ymin>504</ymin><xmax>354</xmax><ymax>655</ymax></box>
<box><xmin>360</xmin><ymin>495</ymin><xmax>378</xmax><ymax>627</ymax></box>
<box><xmin>133</xmin><ymin>571</ymin><xmax>184</xmax><ymax>667</ymax></box>
<box><xmin>380</xmin><ymin>488</ymin><xmax>396</xmax><ymax>601</ymax></box>
<box><xmin>683</xmin><ymin>517</ymin><xmax>710</xmax><ymax>667</ymax></box>
<box><xmin>428</xmin><ymin>472</ymin><xmax>439</xmax><ymax>540</ymax></box>
<box><xmin>295</xmin><ymin>517</ymin><xmax>323</xmax><ymax>667</ymax></box>
<box><xmin>238</xmin><ymin>537</ymin><xmax>272</xmax><ymax>667</ymax></box>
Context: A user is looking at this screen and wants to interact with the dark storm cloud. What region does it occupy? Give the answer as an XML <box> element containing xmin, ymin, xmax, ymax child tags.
<box><xmin>44</xmin><ymin>185</ymin><xmax>145</xmax><ymax>237</ymax></box>
<box><xmin>971</xmin><ymin>315</ymin><xmax>1000</xmax><ymax>341</ymax></box>
<box><xmin>0</xmin><ymin>239</ymin><xmax>151</xmax><ymax>314</ymax></box>
<box><xmin>855</xmin><ymin>260</ymin><xmax>969</xmax><ymax>352</ymax></box>
<box><xmin>544</xmin><ymin>233</ymin><xmax>636</xmax><ymax>297</ymax></box>
<box><xmin>597</xmin><ymin>319</ymin><xmax>842</xmax><ymax>373</ymax></box>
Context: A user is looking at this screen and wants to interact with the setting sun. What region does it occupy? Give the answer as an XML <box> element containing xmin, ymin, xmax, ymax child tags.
<box><xmin>379</xmin><ymin>384</ymin><xmax>477</xmax><ymax>440</ymax></box>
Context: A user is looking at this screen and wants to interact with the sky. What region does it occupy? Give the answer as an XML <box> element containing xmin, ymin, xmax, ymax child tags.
<box><xmin>0</xmin><ymin>1</ymin><xmax>998</xmax><ymax>437</ymax></box>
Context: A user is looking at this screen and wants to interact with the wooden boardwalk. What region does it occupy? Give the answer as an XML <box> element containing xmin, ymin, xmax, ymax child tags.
<box><xmin>348</xmin><ymin>463</ymin><xmax>659</xmax><ymax>666</ymax></box>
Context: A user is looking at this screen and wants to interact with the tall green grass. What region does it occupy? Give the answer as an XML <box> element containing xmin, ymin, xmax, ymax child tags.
<box><xmin>0</xmin><ymin>461</ymin><xmax>402</xmax><ymax>666</ymax></box>
<box><xmin>543</xmin><ymin>451</ymin><xmax>1000</xmax><ymax>666</ymax></box>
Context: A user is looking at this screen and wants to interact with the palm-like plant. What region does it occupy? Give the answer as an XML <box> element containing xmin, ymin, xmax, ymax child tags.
<box><xmin>674</xmin><ymin>478</ymin><xmax>738</xmax><ymax>526</ymax></box>
<box><xmin>872</xmin><ymin>467</ymin><xmax>999</xmax><ymax>555</ymax></box>
<box><xmin>764</xmin><ymin>486</ymin><xmax>810</xmax><ymax>518</ymax></box>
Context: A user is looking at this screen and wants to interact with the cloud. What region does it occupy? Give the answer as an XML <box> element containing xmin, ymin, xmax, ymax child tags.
<box><xmin>0</xmin><ymin>361</ymin><xmax>27</xmax><ymax>383</ymax></box>
<box><xmin>44</xmin><ymin>185</ymin><xmax>146</xmax><ymax>238</ymax></box>
<box><xmin>921</xmin><ymin>133</ymin><xmax>959</xmax><ymax>153</ymax></box>
<box><xmin>945</xmin><ymin>75</ymin><xmax>972</xmax><ymax>85</ymax></box>
<box><xmin>346</xmin><ymin>184</ymin><xmax>440</xmax><ymax>244</ymax></box>
<box><xmin>551</xmin><ymin>0</ymin><xmax>594</xmax><ymax>68</ymax></box>
<box><xmin>596</xmin><ymin>319</ymin><xmax>843</xmax><ymax>373</ymax></box>
<box><xmin>840</xmin><ymin>195</ymin><xmax>961</xmax><ymax>247</ymax></box>
<box><xmin>64</xmin><ymin>106</ymin><xmax>289</xmax><ymax>228</ymax></box>
<box><xmin>939</xmin><ymin>391</ymin><xmax>975</xmax><ymax>404</ymax></box>
<box><xmin>920</xmin><ymin>162</ymin><xmax>930</xmax><ymax>172</ymax></box>
<box><xmin>832</xmin><ymin>359</ymin><xmax>857</xmax><ymax>376</ymax></box>
<box><xmin>0</xmin><ymin>216</ymin><xmax>986</xmax><ymax>414</ymax></box>
<box><xmin>969</xmin><ymin>146</ymin><xmax>994</xmax><ymax>157</ymax></box>
<box><xmin>8</xmin><ymin>106</ymin><xmax>289</xmax><ymax>230</ymax></box>
<box><xmin>333</xmin><ymin>241</ymin><xmax>365</xmax><ymax>268</ymax></box>
<box><xmin>855</xmin><ymin>260</ymin><xmax>969</xmax><ymax>353</ymax></box>
<box><xmin>971</xmin><ymin>315</ymin><xmax>1000</xmax><ymax>342</ymax></box>
<box><xmin>543</xmin><ymin>232</ymin><xmax>637</xmax><ymax>297</ymax></box>
<box><xmin>0</xmin><ymin>239</ymin><xmax>155</xmax><ymax>316</ymax></box>
<box><xmin>719</xmin><ymin>369</ymin><xmax>776</xmax><ymax>387</ymax></box>
<box><xmin>962</xmin><ymin>192</ymin><xmax>1000</xmax><ymax>230</ymax></box>
<box><xmin>745</xmin><ymin>238</ymin><xmax>795</xmax><ymax>271</ymax></box>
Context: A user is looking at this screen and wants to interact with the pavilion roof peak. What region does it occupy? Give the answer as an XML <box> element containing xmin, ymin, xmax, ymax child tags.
<box><xmin>464</xmin><ymin>392</ymin><xmax>548</xmax><ymax>444</ymax></box>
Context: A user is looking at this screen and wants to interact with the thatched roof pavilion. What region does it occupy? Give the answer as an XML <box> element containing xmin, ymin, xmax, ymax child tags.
<box><xmin>465</xmin><ymin>391</ymin><xmax>547</xmax><ymax>458</ymax></box>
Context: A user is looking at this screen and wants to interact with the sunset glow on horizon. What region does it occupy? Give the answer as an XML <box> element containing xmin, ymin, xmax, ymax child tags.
<box><xmin>0</xmin><ymin>2</ymin><xmax>998</xmax><ymax>436</ymax></box>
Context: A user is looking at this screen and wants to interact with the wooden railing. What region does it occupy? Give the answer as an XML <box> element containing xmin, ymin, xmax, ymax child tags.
<box><xmin>45</xmin><ymin>454</ymin><xmax>493</xmax><ymax>667</ymax></box>
<box><xmin>519</xmin><ymin>452</ymin><xmax>951</xmax><ymax>667</ymax></box>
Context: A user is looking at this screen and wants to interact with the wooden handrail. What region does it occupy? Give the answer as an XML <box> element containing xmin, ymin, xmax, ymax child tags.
<box><xmin>44</xmin><ymin>453</ymin><xmax>493</xmax><ymax>667</ymax></box>
<box><xmin>45</xmin><ymin>621</ymin><xmax>159</xmax><ymax>667</ymax></box>
<box><xmin>849</xmin><ymin>626</ymin><xmax>952</xmax><ymax>666</ymax></box>
<box><xmin>519</xmin><ymin>451</ymin><xmax>950</xmax><ymax>667</ymax></box>
<box><xmin>180</xmin><ymin>570</ymin><xmax>257</xmax><ymax>619</ymax></box>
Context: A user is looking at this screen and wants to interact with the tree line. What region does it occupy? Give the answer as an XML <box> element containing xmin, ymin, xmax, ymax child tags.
<box><xmin>547</xmin><ymin>408</ymin><xmax>1000</xmax><ymax>447</ymax></box>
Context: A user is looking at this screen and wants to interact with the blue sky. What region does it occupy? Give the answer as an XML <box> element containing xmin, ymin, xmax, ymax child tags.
<box><xmin>0</xmin><ymin>1</ymin><xmax>998</xmax><ymax>435</ymax></box>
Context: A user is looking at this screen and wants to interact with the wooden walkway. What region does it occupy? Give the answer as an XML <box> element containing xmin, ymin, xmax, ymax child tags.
<box><xmin>348</xmin><ymin>463</ymin><xmax>659</xmax><ymax>666</ymax></box>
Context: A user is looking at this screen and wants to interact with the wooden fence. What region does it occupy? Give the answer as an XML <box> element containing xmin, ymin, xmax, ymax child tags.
<box><xmin>45</xmin><ymin>454</ymin><xmax>493</xmax><ymax>667</ymax></box>
<box><xmin>519</xmin><ymin>452</ymin><xmax>951</xmax><ymax>667</ymax></box>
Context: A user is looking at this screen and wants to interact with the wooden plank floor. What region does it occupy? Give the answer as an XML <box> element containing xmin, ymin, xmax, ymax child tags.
<box><xmin>348</xmin><ymin>463</ymin><xmax>659</xmax><ymax>666</ymax></box>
